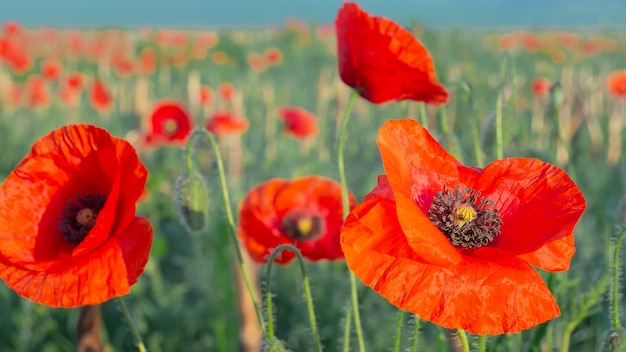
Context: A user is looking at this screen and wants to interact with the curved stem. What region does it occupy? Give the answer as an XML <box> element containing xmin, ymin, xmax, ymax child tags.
<box><xmin>117</xmin><ymin>297</ymin><xmax>147</xmax><ymax>352</ymax></box>
<box><xmin>457</xmin><ymin>329</ymin><xmax>470</xmax><ymax>352</ymax></box>
<box><xmin>337</xmin><ymin>90</ymin><xmax>365</xmax><ymax>352</ymax></box>
<box><xmin>186</xmin><ymin>128</ymin><xmax>267</xmax><ymax>337</ymax></box>
<box><xmin>266</xmin><ymin>244</ymin><xmax>323</xmax><ymax>352</ymax></box>
<box><xmin>393</xmin><ymin>310</ymin><xmax>405</xmax><ymax>352</ymax></box>
<box><xmin>612</xmin><ymin>227</ymin><xmax>626</xmax><ymax>329</ymax></box>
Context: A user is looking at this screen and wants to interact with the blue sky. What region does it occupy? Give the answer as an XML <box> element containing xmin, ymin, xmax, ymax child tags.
<box><xmin>1</xmin><ymin>0</ymin><xmax>625</xmax><ymax>28</ymax></box>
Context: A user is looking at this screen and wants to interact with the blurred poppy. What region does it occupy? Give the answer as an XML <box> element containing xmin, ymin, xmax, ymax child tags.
<box><xmin>530</xmin><ymin>77</ymin><xmax>551</xmax><ymax>98</ymax></box>
<box><xmin>247</xmin><ymin>52</ymin><xmax>267</xmax><ymax>73</ymax></box>
<box><xmin>40</xmin><ymin>60</ymin><xmax>62</xmax><ymax>81</ymax></box>
<box><xmin>607</xmin><ymin>70</ymin><xmax>626</xmax><ymax>98</ymax></box>
<box><xmin>278</xmin><ymin>106</ymin><xmax>318</xmax><ymax>139</ymax></box>
<box><xmin>341</xmin><ymin>119</ymin><xmax>586</xmax><ymax>335</ymax></box>
<box><xmin>25</xmin><ymin>75</ymin><xmax>50</xmax><ymax>109</ymax></box>
<box><xmin>138</xmin><ymin>48</ymin><xmax>157</xmax><ymax>76</ymax></box>
<box><xmin>334</xmin><ymin>2</ymin><xmax>448</xmax><ymax>104</ymax></box>
<box><xmin>3</xmin><ymin>21</ymin><xmax>21</xmax><ymax>36</ymax></box>
<box><xmin>146</xmin><ymin>100</ymin><xmax>193</xmax><ymax>144</ymax></box>
<box><xmin>0</xmin><ymin>124</ymin><xmax>153</xmax><ymax>308</ymax></box>
<box><xmin>218</xmin><ymin>82</ymin><xmax>236</xmax><ymax>102</ymax></box>
<box><xmin>199</xmin><ymin>85</ymin><xmax>213</xmax><ymax>107</ymax></box>
<box><xmin>211</xmin><ymin>51</ymin><xmax>229</xmax><ymax>65</ymax></box>
<box><xmin>205</xmin><ymin>111</ymin><xmax>249</xmax><ymax>135</ymax></box>
<box><xmin>90</xmin><ymin>79</ymin><xmax>113</xmax><ymax>112</ymax></box>
<box><xmin>264</xmin><ymin>47</ymin><xmax>283</xmax><ymax>65</ymax></box>
<box><xmin>65</xmin><ymin>72</ymin><xmax>84</xmax><ymax>91</ymax></box>
<box><xmin>239</xmin><ymin>176</ymin><xmax>356</xmax><ymax>264</ymax></box>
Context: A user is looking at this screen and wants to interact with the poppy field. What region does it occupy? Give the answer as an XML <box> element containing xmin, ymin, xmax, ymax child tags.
<box><xmin>0</xmin><ymin>2</ymin><xmax>625</xmax><ymax>352</ymax></box>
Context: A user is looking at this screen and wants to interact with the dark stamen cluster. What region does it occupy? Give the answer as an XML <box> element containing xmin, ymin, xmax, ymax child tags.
<box><xmin>428</xmin><ymin>185</ymin><xmax>502</xmax><ymax>249</ymax></box>
<box><xmin>281</xmin><ymin>212</ymin><xmax>324</xmax><ymax>242</ymax></box>
<box><xmin>59</xmin><ymin>194</ymin><xmax>106</xmax><ymax>244</ymax></box>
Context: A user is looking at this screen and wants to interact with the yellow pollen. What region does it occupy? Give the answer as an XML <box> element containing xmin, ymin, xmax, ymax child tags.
<box><xmin>76</xmin><ymin>208</ymin><xmax>96</xmax><ymax>227</ymax></box>
<box><xmin>164</xmin><ymin>119</ymin><xmax>178</xmax><ymax>135</ymax></box>
<box><xmin>453</xmin><ymin>204</ymin><xmax>476</xmax><ymax>228</ymax></box>
<box><xmin>296</xmin><ymin>218</ymin><xmax>313</xmax><ymax>235</ymax></box>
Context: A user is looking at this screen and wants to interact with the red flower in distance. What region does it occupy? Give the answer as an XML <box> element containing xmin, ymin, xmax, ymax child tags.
<box><xmin>278</xmin><ymin>106</ymin><xmax>318</xmax><ymax>139</ymax></box>
<box><xmin>531</xmin><ymin>77</ymin><xmax>551</xmax><ymax>98</ymax></box>
<box><xmin>0</xmin><ymin>124</ymin><xmax>153</xmax><ymax>308</ymax></box>
<box><xmin>238</xmin><ymin>176</ymin><xmax>356</xmax><ymax>264</ymax></box>
<box><xmin>606</xmin><ymin>70</ymin><xmax>626</xmax><ymax>98</ymax></box>
<box><xmin>90</xmin><ymin>79</ymin><xmax>113</xmax><ymax>113</ymax></box>
<box><xmin>341</xmin><ymin>119</ymin><xmax>586</xmax><ymax>335</ymax></box>
<box><xmin>205</xmin><ymin>111</ymin><xmax>249</xmax><ymax>136</ymax></box>
<box><xmin>335</xmin><ymin>2</ymin><xmax>448</xmax><ymax>104</ymax></box>
<box><xmin>146</xmin><ymin>100</ymin><xmax>193</xmax><ymax>145</ymax></box>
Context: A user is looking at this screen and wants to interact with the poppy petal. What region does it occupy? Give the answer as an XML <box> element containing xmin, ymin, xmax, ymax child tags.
<box><xmin>477</xmin><ymin>158</ymin><xmax>585</xmax><ymax>256</ymax></box>
<box><xmin>516</xmin><ymin>234</ymin><xmax>575</xmax><ymax>272</ymax></box>
<box><xmin>342</xmin><ymin>197</ymin><xmax>560</xmax><ymax>335</ymax></box>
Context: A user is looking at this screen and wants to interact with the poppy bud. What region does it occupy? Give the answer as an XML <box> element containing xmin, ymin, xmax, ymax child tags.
<box><xmin>550</xmin><ymin>82</ymin><xmax>564</xmax><ymax>108</ymax></box>
<box><xmin>602</xmin><ymin>327</ymin><xmax>625</xmax><ymax>352</ymax></box>
<box><xmin>261</xmin><ymin>337</ymin><xmax>290</xmax><ymax>352</ymax></box>
<box><xmin>173</xmin><ymin>171</ymin><xmax>209</xmax><ymax>233</ymax></box>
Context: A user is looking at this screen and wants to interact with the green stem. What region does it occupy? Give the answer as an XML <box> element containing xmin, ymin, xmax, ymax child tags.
<box><xmin>612</xmin><ymin>227</ymin><xmax>626</xmax><ymax>329</ymax></box>
<box><xmin>418</xmin><ymin>102</ymin><xmax>429</xmax><ymax>129</ymax></box>
<box><xmin>478</xmin><ymin>335</ymin><xmax>487</xmax><ymax>352</ymax></box>
<box><xmin>343</xmin><ymin>305</ymin><xmax>352</xmax><ymax>352</ymax></box>
<box><xmin>393</xmin><ymin>310</ymin><xmax>405</xmax><ymax>352</ymax></box>
<box><xmin>411</xmin><ymin>315</ymin><xmax>420</xmax><ymax>352</ymax></box>
<box><xmin>438</xmin><ymin>105</ymin><xmax>449</xmax><ymax>135</ymax></box>
<box><xmin>495</xmin><ymin>92</ymin><xmax>504</xmax><ymax>160</ymax></box>
<box><xmin>460</xmin><ymin>82</ymin><xmax>484</xmax><ymax>167</ymax></box>
<box><xmin>337</xmin><ymin>90</ymin><xmax>365</xmax><ymax>352</ymax></box>
<box><xmin>185</xmin><ymin>128</ymin><xmax>267</xmax><ymax>337</ymax></box>
<box><xmin>457</xmin><ymin>329</ymin><xmax>470</xmax><ymax>352</ymax></box>
<box><xmin>265</xmin><ymin>244</ymin><xmax>323</xmax><ymax>352</ymax></box>
<box><xmin>117</xmin><ymin>297</ymin><xmax>147</xmax><ymax>352</ymax></box>
<box><xmin>552</xmin><ymin>105</ymin><xmax>577</xmax><ymax>182</ymax></box>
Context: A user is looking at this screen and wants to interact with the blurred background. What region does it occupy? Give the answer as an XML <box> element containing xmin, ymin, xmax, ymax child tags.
<box><xmin>0</xmin><ymin>1</ymin><xmax>625</xmax><ymax>352</ymax></box>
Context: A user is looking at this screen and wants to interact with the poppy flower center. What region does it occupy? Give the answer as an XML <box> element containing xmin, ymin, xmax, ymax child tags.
<box><xmin>281</xmin><ymin>211</ymin><xmax>324</xmax><ymax>241</ymax></box>
<box><xmin>428</xmin><ymin>185</ymin><xmax>502</xmax><ymax>249</ymax></box>
<box><xmin>163</xmin><ymin>119</ymin><xmax>179</xmax><ymax>136</ymax></box>
<box><xmin>59</xmin><ymin>194</ymin><xmax>107</xmax><ymax>245</ymax></box>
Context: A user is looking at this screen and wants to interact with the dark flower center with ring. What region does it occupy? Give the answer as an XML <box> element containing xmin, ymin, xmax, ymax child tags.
<box><xmin>59</xmin><ymin>194</ymin><xmax>107</xmax><ymax>244</ymax></box>
<box><xmin>428</xmin><ymin>185</ymin><xmax>502</xmax><ymax>249</ymax></box>
<box><xmin>281</xmin><ymin>211</ymin><xmax>324</xmax><ymax>242</ymax></box>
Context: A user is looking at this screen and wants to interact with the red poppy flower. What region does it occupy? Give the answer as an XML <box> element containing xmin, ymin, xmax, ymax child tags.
<box><xmin>146</xmin><ymin>100</ymin><xmax>193</xmax><ymax>144</ymax></box>
<box><xmin>334</xmin><ymin>2</ymin><xmax>448</xmax><ymax>105</ymax></box>
<box><xmin>65</xmin><ymin>72</ymin><xmax>84</xmax><ymax>91</ymax></box>
<box><xmin>278</xmin><ymin>106</ymin><xmax>318</xmax><ymax>139</ymax></box>
<box><xmin>531</xmin><ymin>77</ymin><xmax>551</xmax><ymax>98</ymax></box>
<box><xmin>25</xmin><ymin>75</ymin><xmax>50</xmax><ymax>109</ymax></box>
<box><xmin>247</xmin><ymin>52</ymin><xmax>267</xmax><ymax>73</ymax></box>
<box><xmin>199</xmin><ymin>85</ymin><xmax>213</xmax><ymax>107</ymax></box>
<box><xmin>606</xmin><ymin>70</ymin><xmax>626</xmax><ymax>98</ymax></box>
<box><xmin>90</xmin><ymin>79</ymin><xmax>113</xmax><ymax>113</ymax></box>
<box><xmin>238</xmin><ymin>176</ymin><xmax>356</xmax><ymax>264</ymax></box>
<box><xmin>205</xmin><ymin>111</ymin><xmax>249</xmax><ymax>135</ymax></box>
<box><xmin>264</xmin><ymin>47</ymin><xmax>283</xmax><ymax>65</ymax></box>
<box><xmin>41</xmin><ymin>60</ymin><xmax>62</xmax><ymax>81</ymax></box>
<box><xmin>0</xmin><ymin>124</ymin><xmax>153</xmax><ymax>308</ymax></box>
<box><xmin>341</xmin><ymin>119</ymin><xmax>586</xmax><ymax>335</ymax></box>
<box><xmin>217</xmin><ymin>82</ymin><xmax>236</xmax><ymax>102</ymax></box>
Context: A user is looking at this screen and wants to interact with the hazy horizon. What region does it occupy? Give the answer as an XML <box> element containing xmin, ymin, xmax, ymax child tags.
<box><xmin>2</xmin><ymin>0</ymin><xmax>626</xmax><ymax>29</ymax></box>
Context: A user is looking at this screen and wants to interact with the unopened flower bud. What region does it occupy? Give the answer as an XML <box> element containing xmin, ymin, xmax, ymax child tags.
<box><xmin>550</xmin><ymin>82</ymin><xmax>564</xmax><ymax>108</ymax></box>
<box><xmin>602</xmin><ymin>327</ymin><xmax>625</xmax><ymax>352</ymax></box>
<box><xmin>261</xmin><ymin>337</ymin><xmax>290</xmax><ymax>352</ymax></box>
<box><xmin>174</xmin><ymin>171</ymin><xmax>209</xmax><ymax>233</ymax></box>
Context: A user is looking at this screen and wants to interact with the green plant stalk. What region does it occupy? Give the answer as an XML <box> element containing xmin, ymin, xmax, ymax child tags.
<box><xmin>117</xmin><ymin>297</ymin><xmax>147</xmax><ymax>352</ymax></box>
<box><xmin>393</xmin><ymin>310</ymin><xmax>405</xmax><ymax>352</ymax></box>
<box><xmin>552</xmin><ymin>105</ymin><xmax>578</xmax><ymax>182</ymax></box>
<box><xmin>343</xmin><ymin>305</ymin><xmax>352</xmax><ymax>352</ymax></box>
<box><xmin>462</xmin><ymin>83</ymin><xmax>484</xmax><ymax>167</ymax></box>
<box><xmin>266</xmin><ymin>244</ymin><xmax>323</xmax><ymax>352</ymax></box>
<box><xmin>478</xmin><ymin>335</ymin><xmax>487</xmax><ymax>352</ymax></box>
<box><xmin>495</xmin><ymin>92</ymin><xmax>504</xmax><ymax>160</ymax></box>
<box><xmin>612</xmin><ymin>227</ymin><xmax>626</xmax><ymax>329</ymax></box>
<box><xmin>185</xmin><ymin>128</ymin><xmax>267</xmax><ymax>337</ymax></box>
<box><xmin>411</xmin><ymin>315</ymin><xmax>421</xmax><ymax>352</ymax></box>
<box><xmin>418</xmin><ymin>102</ymin><xmax>429</xmax><ymax>129</ymax></box>
<box><xmin>337</xmin><ymin>90</ymin><xmax>365</xmax><ymax>352</ymax></box>
<box><xmin>457</xmin><ymin>329</ymin><xmax>470</xmax><ymax>352</ymax></box>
